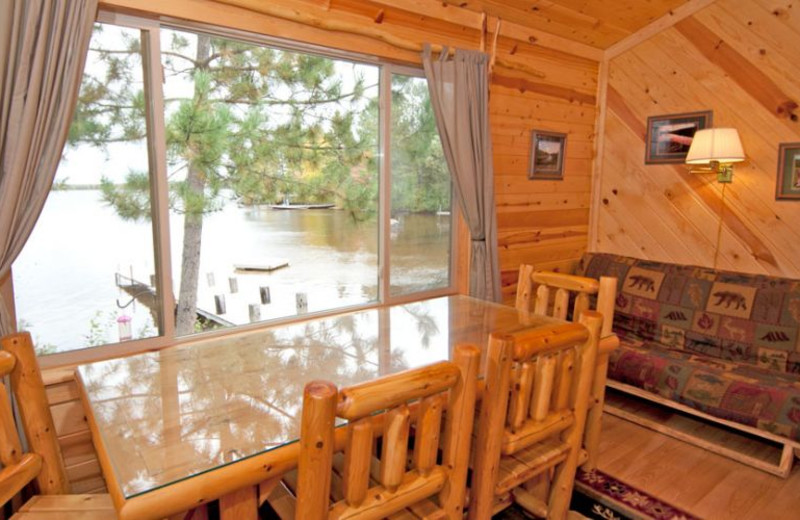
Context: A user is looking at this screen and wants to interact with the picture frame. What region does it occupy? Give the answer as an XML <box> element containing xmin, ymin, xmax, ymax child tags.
<box><xmin>645</xmin><ymin>110</ymin><xmax>712</xmax><ymax>164</ymax></box>
<box><xmin>776</xmin><ymin>142</ymin><xmax>800</xmax><ymax>200</ymax></box>
<box><xmin>529</xmin><ymin>130</ymin><xmax>567</xmax><ymax>180</ymax></box>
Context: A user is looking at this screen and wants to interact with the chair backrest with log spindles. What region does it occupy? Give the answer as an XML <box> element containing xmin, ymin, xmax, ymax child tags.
<box><xmin>296</xmin><ymin>344</ymin><xmax>480</xmax><ymax>520</ymax></box>
<box><xmin>0</xmin><ymin>332</ymin><xmax>71</xmax><ymax>507</ymax></box>
<box><xmin>515</xmin><ymin>266</ymin><xmax>619</xmax><ymax>472</ymax></box>
<box><xmin>516</xmin><ymin>266</ymin><xmax>617</xmax><ymax>338</ymax></box>
<box><xmin>469</xmin><ymin>312</ymin><xmax>602</xmax><ymax>520</ymax></box>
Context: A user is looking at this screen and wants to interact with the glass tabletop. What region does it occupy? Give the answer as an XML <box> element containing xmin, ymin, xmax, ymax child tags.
<box><xmin>77</xmin><ymin>294</ymin><xmax>557</xmax><ymax>498</ymax></box>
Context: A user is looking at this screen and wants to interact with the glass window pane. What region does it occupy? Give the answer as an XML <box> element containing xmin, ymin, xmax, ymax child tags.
<box><xmin>161</xmin><ymin>28</ymin><xmax>380</xmax><ymax>337</ymax></box>
<box><xmin>389</xmin><ymin>74</ymin><xmax>452</xmax><ymax>296</ymax></box>
<box><xmin>14</xmin><ymin>24</ymin><xmax>161</xmax><ymax>355</ymax></box>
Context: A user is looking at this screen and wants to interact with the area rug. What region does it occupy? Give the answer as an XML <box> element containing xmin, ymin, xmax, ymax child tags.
<box><xmin>569</xmin><ymin>469</ymin><xmax>701</xmax><ymax>520</ymax></box>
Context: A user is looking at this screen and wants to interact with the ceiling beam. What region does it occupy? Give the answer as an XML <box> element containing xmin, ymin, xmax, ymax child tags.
<box><xmin>604</xmin><ymin>0</ymin><xmax>719</xmax><ymax>59</ymax></box>
<box><xmin>365</xmin><ymin>0</ymin><xmax>603</xmax><ymax>61</ymax></box>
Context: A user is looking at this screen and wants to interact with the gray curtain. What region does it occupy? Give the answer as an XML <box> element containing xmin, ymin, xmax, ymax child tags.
<box><xmin>422</xmin><ymin>45</ymin><xmax>501</xmax><ymax>302</ymax></box>
<box><xmin>0</xmin><ymin>0</ymin><xmax>97</xmax><ymax>334</ymax></box>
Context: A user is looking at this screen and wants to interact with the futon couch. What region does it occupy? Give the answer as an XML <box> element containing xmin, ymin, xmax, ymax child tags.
<box><xmin>575</xmin><ymin>252</ymin><xmax>800</xmax><ymax>474</ymax></box>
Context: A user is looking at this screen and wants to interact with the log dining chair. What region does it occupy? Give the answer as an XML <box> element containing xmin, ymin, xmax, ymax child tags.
<box><xmin>515</xmin><ymin>266</ymin><xmax>618</xmax><ymax>470</ymax></box>
<box><xmin>468</xmin><ymin>312</ymin><xmax>602</xmax><ymax>520</ymax></box>
<box><xmin>0</xmin><ymin>332</ymin><xmax>117</xmax><ymax>519</ymax></box>
<box><xmin>267</xmin><ymin>344</ymin><xmax>480</xmax><ymax>520</ymax></box>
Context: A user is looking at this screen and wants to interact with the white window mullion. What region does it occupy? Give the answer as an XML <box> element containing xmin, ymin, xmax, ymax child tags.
<box><xmin>379</xmin><ymin>66</ymin><xmax>392</xmax><ymax>303</ymax></box>
<box><xmin>143</xmin><ymin>26</ymin><xmax>176</xmax><ymax>340</ymax></box>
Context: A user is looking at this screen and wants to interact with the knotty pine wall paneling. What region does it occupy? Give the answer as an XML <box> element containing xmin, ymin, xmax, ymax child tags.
<box><xmin>593</xmin><ymin>0</ymin><xmax>800</xmax><ymax>278</ymax></box>
<box><xmin>101</xmin><ymin>0</ymin><xmax>601</xmax><ymax>304</ymax></box>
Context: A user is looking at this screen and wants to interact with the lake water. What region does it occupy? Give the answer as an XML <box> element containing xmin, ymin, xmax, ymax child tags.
<box><xmin>14</xmin><ymin>190</ymin><xmax>451</xmax><ymax>353</ymax></box>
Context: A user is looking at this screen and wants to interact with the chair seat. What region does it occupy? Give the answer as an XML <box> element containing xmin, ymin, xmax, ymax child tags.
<box><xmin>496</xmin><ymin>437</ymin><xmax>570</xmax><ymax>496</ymax></box>
<box><xmin>11</xmin><ymin>494</ymin><xmax>117</xmax><ymax>519</ymax></box>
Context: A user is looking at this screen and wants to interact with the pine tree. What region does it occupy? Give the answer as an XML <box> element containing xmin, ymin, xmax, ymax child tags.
<box><xmin>70</xmin><ymin>25</ymin><xmax>375</xmax><ymax>334</ymax></box>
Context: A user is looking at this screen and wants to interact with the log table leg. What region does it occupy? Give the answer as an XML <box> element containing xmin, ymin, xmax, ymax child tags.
<box><xmin>219</xmin><ymin>485</ymin><xmax>258</xmax><ymax>520</ymax></box>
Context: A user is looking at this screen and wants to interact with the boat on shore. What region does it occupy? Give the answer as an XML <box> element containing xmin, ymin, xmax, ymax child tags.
<box><xmin>269</xmin><ymin>203</ymin><xmax>335</xmax><ymax>210</ymax></box>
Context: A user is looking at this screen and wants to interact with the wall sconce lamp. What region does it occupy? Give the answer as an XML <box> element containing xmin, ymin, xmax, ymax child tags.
<box><xmin>685</xmin><ymin>128</ymin><xmax>745</xmax><ymax>183</ymax></box>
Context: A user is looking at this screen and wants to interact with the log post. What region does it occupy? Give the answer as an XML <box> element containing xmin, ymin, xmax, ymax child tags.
<box><xmin>296</xmin><ymin>380</ymin><xmax>337</xmax><ymax>520</ymax></box>
<box><xmin>2</xmin><ymin>332</ymin><xmax>70</xmax><ymax>494</ymax></box>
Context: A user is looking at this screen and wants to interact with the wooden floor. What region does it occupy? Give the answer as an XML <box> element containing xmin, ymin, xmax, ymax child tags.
<box><xmin>596</xmin><ymin>414</ymin><xmax>800</xmax><ymax>520</ymax></box>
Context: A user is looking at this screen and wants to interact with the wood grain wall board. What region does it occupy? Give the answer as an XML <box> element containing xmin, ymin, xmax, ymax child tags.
<box><xmin>493</xmin><ymin>155</ymin><xmax>593</xmax><ymax>177</ymax></box>
<box><xmin>675</xmin><ymin>16</ymin><xmax>799</xmax><ymax>121</ymax></box>
<box><xmin>596</xmin><ymin>211</ymin><xmax>652</xmax><ymax>258</ymax></box>
<box><xmin>488</xmin><ymin>16</ymin><xmax>603</xmax><ymax>61</ymax></box>
<box><xmin>609</xmin><ymin>30</ymin><xmax>800</xmax><ymax>271</ymax></box>
<box><xmin>221</xmin><ymin>0</ymin><xmax>482</xmax><ymax>53</ymax></box>
<box><xmin>492</xmin><ymin>135</ymin><xmax>594</xmax><ymax>160</ymax></box>
<box><xmin>613</xmin><ymin>35</ymin><xmax>799</xmax><ymax>200</ymax></box>
<box><xmin>350</xmin><ymin>0</ymin><xmax>482</xmax><ymax>29</ymax></box>
<box><xmin>600</xmin><ymin>120</ymin><xmax>722</xmax><ymax>264</ymax></box>
<box><xmin>495</xmin><ymin>176</ymin><xmax>593</xmax><ymax>195</ymax></box>
<box><xmin>595</xmin><ymin>0</ymin><xmax>800</xmax><ymax>278</ymax></box>
<box><xmin>753</xmin><ymin>0</ymin><xmax>800</xmax><ymax>37</ymax></box>
<box><xmin>551</xmin><ymin>0</ymin><xmax>692</xmax><ymax>30</ymax></box>
<box><xmin>604</xmin><ymin>0</ymin><xmax>721</xmax><ymax>58</ymax></box>
<box><xmin>497</xmin><ymin>225</ymin><xmax>588</xmax><ymax>248</ymax></box>
<box><xmin>697</xmin><ymin>2</ymin><xmax>800</xmax><ymax>98</ymax></box>
<box><xmin>489</xmin><ymin>113</ymin><xmax>596</xmax><ymax>137</ymax></box>
<box><xmin>500</xmin><ymin>237</ymin><xmax>588</xmax><ymax>270</ymax></box>
<box><xmin>496</xmin><ymin>192</ymin><xmax>591</xmax><ymax>212</ymax></box>
<box><xmin>104</xmin><ymin>0</ymin><xmax>422</xmax><ymax>63</ymax></box>
<box><xmin>440</xmin><ymin>0</ymin><xmax>630</xmax><ymax>48</ymax></box>
<box><xmin>330</xmin><ymin>0</ymin><xmax>477</xmax><ymax>44</ymax></box>
<box><xmin>490</xmin><ymin>39</ymin><xmax>600</xmax><ymax>89</ymax></box>
<box><xmin>491</xmin><ymin>73</ymin><xmax>596</xmax><ymax>105</ymax></box>
<box><xmin>496</xmin><ymin>208</ymin><xmax>589</xmax><ymax>229</ymax></box>
<box><xmin>490</xmin><ymin>114</ymin><xmax>595</xmax><ymax>141</ymax></box>
<box><xmin>599</xmin><ymin>123</ymin><xmax>771</xmax><ymax>273</ymax></box>
<box><xmin>333</xmin><ymin>0</ymin><xmax>604</xmax><ymax>60</ymax></box>
<box><xmin>602</xmin><ymin>101</ymin><xmax>784</xmax><ymax>273</ymax></box>
<box><xmin>605</xmin><ymin>30</ymin><xmax>800</xmax><ymax>267</ymax></box>
<box><xmin>498</xmin><ymin>227</ymin><xmax>588</xmax><ymax>254</ymax></box>
<box><xmin>490</xmin><ymin>93</ymin><xmax>597</xmax><ymax>126</ymax></box>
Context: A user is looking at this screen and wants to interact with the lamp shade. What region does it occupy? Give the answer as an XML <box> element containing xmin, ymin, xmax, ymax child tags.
<box><xmin>685</xmin><ymin>128</ymin><xmax>745</xmax><ymax>164</ymax></box>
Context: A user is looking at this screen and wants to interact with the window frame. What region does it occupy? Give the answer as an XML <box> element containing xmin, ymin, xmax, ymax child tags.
<box><xmin>16</xmin><ymin>10</ymin><xmax>458</xmax><ymax>369</ymax></box>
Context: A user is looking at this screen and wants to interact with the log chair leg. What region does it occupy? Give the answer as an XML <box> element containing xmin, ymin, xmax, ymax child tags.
<box><xmin>219</xmin><ymin>485</ymin><xmax>259</xmax><ymax>520</ymax></box>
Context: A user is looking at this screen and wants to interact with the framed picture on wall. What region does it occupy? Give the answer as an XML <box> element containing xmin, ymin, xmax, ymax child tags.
<box><xmin>776</xmin><ymin>142</ymin><xmax>800</xmax><ymax>200</ymax></box>
<box><xmin>529</xmin><ymin>130</ymin><xmax>567</xmax><ymax>180</ymax></box>
<box><xmin>645</xmin><ymin>110</ymin><xmax>712</xmax><ymax>164</ymax></box>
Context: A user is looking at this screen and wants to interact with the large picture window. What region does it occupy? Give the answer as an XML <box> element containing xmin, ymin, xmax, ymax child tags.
<box><xmin>12</xmin><ymin>16</ymin><xmax>454</xmax><ymax>360</ymax></box>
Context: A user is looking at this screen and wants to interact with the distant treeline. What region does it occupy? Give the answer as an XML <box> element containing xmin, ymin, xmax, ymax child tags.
<box><xmin>51</xmin><ymin>182</ymin><xmax>103</xmax><ymax>191</ymax></box>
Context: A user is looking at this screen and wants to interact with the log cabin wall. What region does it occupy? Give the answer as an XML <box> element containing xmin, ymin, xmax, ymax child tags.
<box><xmin>592</xmin><ymin>0</ymin><xmax>800</xmax><ymax>277</ymax></box>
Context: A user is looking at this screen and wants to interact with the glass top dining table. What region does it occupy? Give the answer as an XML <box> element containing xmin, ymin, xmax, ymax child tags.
<box><xmin>76</xmin><ymin>294</ymin><xmax>559</xmax><ymax>517</ymax></box>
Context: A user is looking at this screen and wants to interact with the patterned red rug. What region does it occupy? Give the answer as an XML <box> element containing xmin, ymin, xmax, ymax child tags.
<box><xmin>570</xmin><ymin>469</ymin><xmax>701</xmax><ymax>520</ymax></box>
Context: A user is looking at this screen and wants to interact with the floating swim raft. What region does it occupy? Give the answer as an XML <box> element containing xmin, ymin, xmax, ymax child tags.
<box><xmin>234</xmin><ymin>260</ymin><xmax>289</xmax><ymax>272</ymax></box>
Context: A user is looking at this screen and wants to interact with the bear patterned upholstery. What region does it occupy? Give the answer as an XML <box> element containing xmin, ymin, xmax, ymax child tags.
<box><xmin>576</xmin><ymin>252</ymin><xmax>800</xmax><ymax>443</ymax></box>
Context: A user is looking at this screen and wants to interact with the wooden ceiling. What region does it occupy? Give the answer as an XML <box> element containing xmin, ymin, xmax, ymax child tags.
<box><xmin>440</xmin><ymin>0</ymin><xmax>697</xmax><ymax>49</ymax></box>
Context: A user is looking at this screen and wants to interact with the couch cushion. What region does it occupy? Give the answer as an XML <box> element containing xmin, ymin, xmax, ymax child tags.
<box><xmin>576</xmin><ymin>252</ymin><xmax>800</xmax><ymax>375</ymax></box>
<box><xmin>609</xmin><ymin>340</ymin><xmax>800</xmax><ymax>442</ymax></box>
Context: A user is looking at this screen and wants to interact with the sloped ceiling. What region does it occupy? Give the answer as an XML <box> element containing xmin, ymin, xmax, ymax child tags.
<box><xmin>439</xmin><ymin>0</ymin><xmax>696</xmax><ymax>48</ymax></box>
